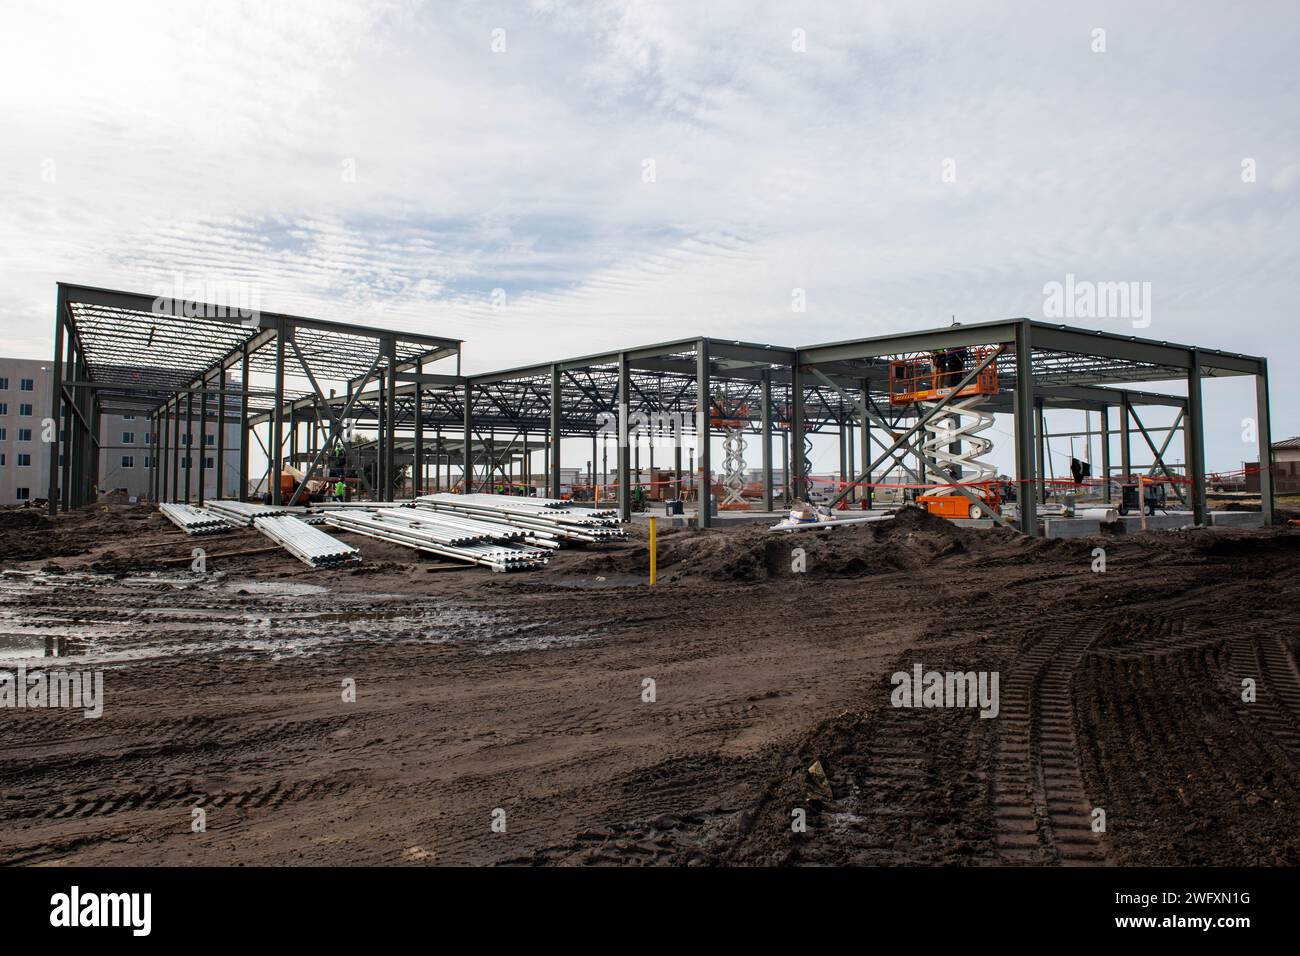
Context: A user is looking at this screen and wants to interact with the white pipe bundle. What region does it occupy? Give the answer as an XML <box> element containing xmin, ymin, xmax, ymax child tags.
<box><xmin>160</xmin><ymin>503</ymin><xmax>233</xmax><ymax>535</ymax></box>
<box><xmin>414</xmin><ymin>493</ymin><xmax>627</xmax><ymax>543</ymax></box>
<box><xmin>204</xmin><ymin>500</ymin><xmax>324</xmax><ymax>527</ymax></box>
<box><xmin>324</xmin><ymin>508</ymin><xmax>549</xmax><ymax>572</ymax></box>
<box><xmin>253</xmin><ymin>515</ymin><xmax>362</xmax><ymax>568</ymax></box>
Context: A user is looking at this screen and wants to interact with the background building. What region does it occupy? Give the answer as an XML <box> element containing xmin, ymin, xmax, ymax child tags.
<box><xmin>1247</xmin><ymin>437</ymin><xmax>1300</xmax><ymax>495</ymax></box>
<box><xmin>0</xmin><ymin>356</ymin><xmax>240</xmax><ymax>505</ymax></box>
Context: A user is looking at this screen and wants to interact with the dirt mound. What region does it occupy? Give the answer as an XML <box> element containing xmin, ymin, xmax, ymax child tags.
<box><xmin>0</xmin><ymin>503</ymin><xmax>164</xmax><ymax>567</ymax></box>
<box><xmin>0</xmin><ymin>508</ymin><xmax>89</xmax><ymax>564</ymax></box>
<box><xmin>0</xmin><ymin>508</ymin><xmax>49</xmax><ymax>531</ymax></box>
<box><xmin>572</xmin><ymin>507</ymin><xmax>976</xmax><ymax>583</ymax></box>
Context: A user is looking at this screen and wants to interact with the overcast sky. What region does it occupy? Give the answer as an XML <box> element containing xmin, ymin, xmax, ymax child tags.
<box><xmin>0</xmin><ymin>0</ymin><xmax>1296</xmax><ymax>473</ymax></box>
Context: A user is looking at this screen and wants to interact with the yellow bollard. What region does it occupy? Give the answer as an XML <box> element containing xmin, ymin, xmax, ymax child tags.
<box><xmin>648</xmin><ymin>516</ymin><xmax>657</xmax><ymax>585</ymax></box>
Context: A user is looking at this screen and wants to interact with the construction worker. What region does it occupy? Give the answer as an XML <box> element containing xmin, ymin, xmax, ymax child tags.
<box><xmin>333</xmin><ymin>479</ymin><xmax>346</xmax><ymax>502</ymax></box>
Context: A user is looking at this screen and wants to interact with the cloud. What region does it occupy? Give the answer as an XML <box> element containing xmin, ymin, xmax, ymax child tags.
<box><xmin>0</xmin><ymin>0</ymin><xmax>1296</xmax><ymax>470</ymax></box>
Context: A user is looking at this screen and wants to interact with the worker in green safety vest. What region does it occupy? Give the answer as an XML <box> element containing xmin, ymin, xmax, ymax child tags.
<box><xmin>334</xmin><ymin>480</ymin><xmax>346</xmax><ymax>502</ymax></box>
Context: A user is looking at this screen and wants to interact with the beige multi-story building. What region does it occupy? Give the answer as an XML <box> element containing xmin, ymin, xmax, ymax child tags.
<box><xmin>0</xmin><ymin>358</ymin><xmax>52</xmax><ymax>504</ymax></box>
<box><xmin>0</xmin><ymin>356</ymin><xmax>240</xmax><ymax>505</ymax></box>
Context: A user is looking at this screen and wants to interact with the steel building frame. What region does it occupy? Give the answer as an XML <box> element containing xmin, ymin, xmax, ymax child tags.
<box><xmin>48</xmin><ymin>283</ymin><xmax>460</xmax><ymax>513</ymax></box>
<box><xmin>50</xmin><ymin>283</ymin><xmax>1274</xmax><ymax>536</ymax></box>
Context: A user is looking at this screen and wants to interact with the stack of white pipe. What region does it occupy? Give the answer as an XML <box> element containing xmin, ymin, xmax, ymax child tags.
<box><xmin>253</xmin><ymin>515</ymin><xmax>362</xmax><ymax>568</ymax></box>
<box><xmin>160</xmin><ymin>503</ymin><xmax>233</xmax><ymax>536</ymax></box>
<box><xmin>413</xmin><ymin>493</ymin><xmax>627</xmax><ymax>543</ymax></box>
<box><xmin>323</xmin><ymin>508</ymin><xmax>549</xmax><ymax>572</ymax></box>
<box><xmin>204</xmin><ymin>500</ymin><xmax>322</xmax><ymax>527</ymax></box>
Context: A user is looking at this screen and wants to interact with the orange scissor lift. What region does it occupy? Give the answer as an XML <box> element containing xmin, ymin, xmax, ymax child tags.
<box><xmin>710</xmin><ymin>395</ymin><xmax>753</xmax><ymax>510</ymax></box>
<box><xmin>888</xmin><ymin>347</ymin><xmax>1002</xmax><ymax>520</ymax></box>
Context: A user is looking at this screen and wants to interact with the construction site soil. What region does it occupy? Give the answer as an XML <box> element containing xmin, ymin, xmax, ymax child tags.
<box><xmin>1</xmin><ymin>503</ymin><xmax>1297</xmax><ymax>866</ymax></box>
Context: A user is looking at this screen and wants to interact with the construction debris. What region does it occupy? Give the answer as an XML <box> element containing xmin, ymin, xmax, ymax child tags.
<box><xmin>159</xmin><ymin>503</ymin><xmax>233</xmax><ymax>536</ymax></box>
<box><xmin>253</xmin><ymin>515</ymin><xmax>362</xmax><ymax>569</ymax></box>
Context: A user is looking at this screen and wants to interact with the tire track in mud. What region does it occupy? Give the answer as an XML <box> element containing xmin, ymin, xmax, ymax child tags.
<box><xmin>993</xmin><ymin>617</ymin><xmax>1108</xmax><ymax>865</ymax></box>
<box><xmin>1230</xmin><ymin>630</ymin><xmax>1300</xmax><ymax>754</ymax></box>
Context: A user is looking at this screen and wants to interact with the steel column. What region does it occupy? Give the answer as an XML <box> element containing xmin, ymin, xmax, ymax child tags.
<box><xmin>184</xmin><ymin>390</ymin><xmax>194</xmax><ymax>503</ymax></box>
<box><xmin>171</xmin><ymin>392</ymin><xmax>181</xmax><ymax>504</ymax></box>
<box><xmin>1013</xmin><ymin>320</ymin><xmax>1038</xmax><ymax>535</ymax></box>
<box><xmin>549</xmin><ymin>365</ymin><xmax>562</xmax><ymax>499</ymax></box>
<box><xmin>385</xmin><ymin>336</ymin><xmax>397</xmax><ymax>500</ymax></box>
<box><xmin>239</xmin><ymin>345</ymin><xmax>250</xmax><ymax>501</ymax></box>
<box><xmin>1186</xmin><ymin>348</ymin><xmax>1207</xmax><ymax>525</ymax></box>
<box><xmin>617</xmin><ymin>353</ymin><xmax>631</xmax><ymax>521</ymax></box>
<box><xmin>860</xmin><ymin>385</ymin><xmax>872</xmax><ymax>510</ymax></box>
<box><xmin>696</xmin><ymin>340</ymin><xmax>712</xmax><ymax>528</ymax></box>
<box><xmin>1256</xmin><ymin>362</ymin><xmax>1274</xmax><ymax>526</ymax></box>
<box><xmin>1119</xmin><ymin>392</ymin><xmax>1132</xmax><ymax>487</ymax></box>
<box><xmin>271</xmin><ymin>330</ymin><xmax>286</xmax><ymax>505</ymax></box>
<box><xmin>462</xmin><ymin>381</ymin><xmax>473</xmax><ymax>493</ymax></box>
<box><xmin>216</xmin><ymin>371</ymin><xmax>225</xmax><ymax>500</ymax></box>
<box><xmin>198</xmin><ymin>376</ymin><xmax>208</xmax><ymax>505</ymax></box>
<box><xmin>760</xmin><ymin>369</ymin><xmax>773</xmax><ymax>512</ymax></box>
<box><xmin>413</xmin><ymin>361</ymin><xmax>424</xmax><ymax>496</ymax></box>
<box><xmin>1100</xmin><ymin>405</ymin><xmax>1111</xmax><ymax>503</ymax></box>
<box><xmin>1035</xmin><ymin>400</ymin><xmax>1046</xmax><ymax>505</ymax></box>
<box><xmin>789</xmin><ymin>356</ymin><xmax>804</xmax><ymax>506</ymax></box>
<box><xmin>47</xmin><ymin>290</ymin><xmax>65</xmax><ymax>515</ymax></box>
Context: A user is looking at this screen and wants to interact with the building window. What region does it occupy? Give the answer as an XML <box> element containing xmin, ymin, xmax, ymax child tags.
<box><xmin>182</xmin><ymin>456</ymin><xmax>191</xmax><ymax>469</ymax></box>
<box><xmin>121</xmin><ymin>456</ymin><xmax>134</xmax><ymax>468</ymax></box>
<box><xmin>18</xmin><ymin>428</ymin><xmax>32</xmax><ymax>441</ymax></box>
<box><xmin>0</xmin><ymin>428</ymin><xmax>5</xmax><ymax>441</ymax></box>
<box><xmin>123</xmin><ymin>414</ymin><xmax>135</xmax><ymax>421</ymax></box>
<box><xmin>145</xmin><ymin>432</ymin><xmax>154</xmax><ymax>444</ymax></box>
<box><xmin>144</xmin><ymin>456</ymin><xmax>152</xmax><ymax>469</ymax></box>
<box><xmin>182</xmin><ymin>434</ymin><xmax>191</xmax><ymax>446</ymax></box>
<box><xmin>122</xmin><ymin>431</ymin><xmax>135</xmax><ymax>444</ymax></box>
<box><xmin>204</xmin><ymin>456</ymin><xmax>214</xmax><ymax>469</ymax></box>
<box><xmin>17</xmin><ymin>454</ymin><xmax>31</xmax><ymax>466</ymax></box>
<box><xmin>19</xmin><ymin>379</ymin><xmax>34</xmax><ymax>391</ymax></box>
<box><xmin>0</xmin><ymin>403</ymin><xmax>6</xmax><ymax>415</ymax></box>
<box><xmin>16</xmin><ymin>487</ymin><xmax>29</xmax><ymax>501</ymax></box>
<box><xmin>204</xmin><ymin>434</ymin><xmax>215</xmax><ymax>446</ymax></box>
<box><xmin>0</xmin><ymin>454</ymin><xmax>5</xmax><ymax>466</ymax></box>
<box><xmin>0</xmin><ymin>378</ymin><xmax>7</xmax><ymax>390</ymax></box>
<box><xmin>19</xmin><ymin>403</ymin><xmax>32</xmax><ymax>416</ymax></box>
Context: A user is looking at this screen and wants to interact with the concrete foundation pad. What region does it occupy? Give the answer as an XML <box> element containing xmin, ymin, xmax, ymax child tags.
<box><xmin>1045</xmin><ymin>518</ymin><xmax>1103</xmax><ymax>539</ymax></box>
<box><xmin>1116</xmin><ymin>513</ymin><xmax>1196</xmax><ymax>532</ymax></box>
<box><xmin>1209</xmin><ymin>511</ymin><xmax>1265</xmax><ymax>528</ymax></box>
<box><xmin>950</xmin><ymin>518</ymin><xmax>996</xmax><ymax>529</ymax></box>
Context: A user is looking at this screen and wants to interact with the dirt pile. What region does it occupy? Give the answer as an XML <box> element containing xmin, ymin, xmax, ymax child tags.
<box><xmin>0</xmin><ymin>508</ymin><xmax>87</xmax><ymax>564</ymax></box>
<box><xmin>572</xmin><ymin>507</ymin><xmax>982</xmax><ymax>583</ymax></box>
<box><xmin>0</xmin><ymin>503</ymin><xmax>168</xmax><ymax>568</ymax></box>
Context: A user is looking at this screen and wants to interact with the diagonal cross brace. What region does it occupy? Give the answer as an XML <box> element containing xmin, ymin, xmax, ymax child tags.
<box><xmin>1128</xmin><ymin>405</ymin><xmax>1188</xmax><ymax>507</ymax></box>
<box><xmin>287</xmin><ymin>338</ymin><xmax>380</xmax><ymax>504</ymax></box>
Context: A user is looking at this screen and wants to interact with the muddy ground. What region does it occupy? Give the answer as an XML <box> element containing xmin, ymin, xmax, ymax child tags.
<box><xmin>0</xmin><ymin>503</ymin><xmax>1297</xmax><ymax>866</ymax></box>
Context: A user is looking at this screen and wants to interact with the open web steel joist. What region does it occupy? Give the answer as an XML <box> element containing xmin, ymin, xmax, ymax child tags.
<box><xmin>50</xmin><ymin>280</ymin><xmax>1274</xmax><ymax>535</ymax></box>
